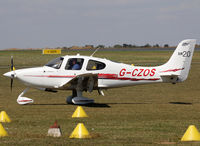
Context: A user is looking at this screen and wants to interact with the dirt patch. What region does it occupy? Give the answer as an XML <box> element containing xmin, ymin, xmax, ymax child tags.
<box><xmin>155</xmin><ymin>141</ymin><xmax>176</xmax><ymax>145</ymax></box>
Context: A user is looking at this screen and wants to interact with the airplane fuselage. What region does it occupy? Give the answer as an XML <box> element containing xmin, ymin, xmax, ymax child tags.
<box><xmin>12</xmin><ymin>55</ymin><xmax>166</xmax><ymax>90</ymax></box>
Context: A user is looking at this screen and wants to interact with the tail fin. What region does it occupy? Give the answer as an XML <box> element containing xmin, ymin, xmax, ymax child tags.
<box><xmin>159</xmin><ymin>39</ymin><xmax>196</xmax><ymax>82</ymax></box>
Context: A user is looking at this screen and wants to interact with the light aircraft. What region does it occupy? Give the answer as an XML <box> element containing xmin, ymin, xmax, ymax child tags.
<box><xmin>3</xmin><ymin>39</ymin><xmax>196</xmax><ymax>105</ymax></box>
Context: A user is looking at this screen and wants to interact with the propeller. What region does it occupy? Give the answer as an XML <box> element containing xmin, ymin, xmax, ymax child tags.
<box><xmin>10</xmin><ymin>56</ymin><xmax>15</xmax><ymax>91</ymax></box>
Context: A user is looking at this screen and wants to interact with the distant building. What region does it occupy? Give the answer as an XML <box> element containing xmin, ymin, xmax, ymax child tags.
<box><xmin>70</xmin><ymin>46</ymin><xmax>81</xmax><ymax>49</ymax></box>
<box><xmin>84</xmin><ymin>45</ymin><xmax>94</xmax><ymax>49</ymax></box>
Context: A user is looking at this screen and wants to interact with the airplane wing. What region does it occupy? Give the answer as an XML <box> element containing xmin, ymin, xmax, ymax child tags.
<box><xmin>59</xmin><ymin>73</ymin><xmax>98</xmax><ymax>92</ymax></box>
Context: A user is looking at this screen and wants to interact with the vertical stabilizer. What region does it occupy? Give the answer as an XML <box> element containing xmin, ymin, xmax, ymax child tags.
<box><xmin>159</xmin><ymin>39</ymin><xmax>196</xmax><ymax>82</ymax></box>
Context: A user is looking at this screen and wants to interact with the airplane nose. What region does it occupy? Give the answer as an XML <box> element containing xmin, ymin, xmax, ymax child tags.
<box><xmin>3</xmin><ymin>71</ymin><xmax>15</xmax><ymax>78</ymax></box>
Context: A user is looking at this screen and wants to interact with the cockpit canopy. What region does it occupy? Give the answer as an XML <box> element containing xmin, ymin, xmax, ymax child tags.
<box><xmin>45</xmin><ymin>56</ymin><xmax>106</xmax><ymax>70</ymax></box>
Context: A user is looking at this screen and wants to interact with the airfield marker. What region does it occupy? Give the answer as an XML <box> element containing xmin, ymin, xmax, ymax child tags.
<box><xmin>43</xmin><ymin>49</ymin><xmax>61</xmax><ymax>54</ymax></box>
<box><xmin>181</xmin><ymin>125</ymin><xmax>200</xmax><ymax>141</ymax></box>
<box><xmin>0</xmin><ymin>123</ymin><xmax>8</xmax><ymax>137</ymax></box>
<box><xmin>69</xmin><ymin>123</ymin><xmax>91</xmax><ymax>138</ymax></box>
<box><xmin>72</xmin><ymin>106</ymin><xmax>88</xmax><ymax>118</ymax></box>
<box><xmin>0</xmin><ymin>111</ymin><xmax>11</xmax><ymax>123</ymax></box>
<box><xmin>47</xmin><ymin>121</ymin><xmax>62</xmax><ymax>137</ymax></box>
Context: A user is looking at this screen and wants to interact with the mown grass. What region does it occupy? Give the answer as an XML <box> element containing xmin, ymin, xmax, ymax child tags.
<box><xmin>0</xmin><ymin>49</ymin><xmax>200</xmax><ymax>145</ymax></box>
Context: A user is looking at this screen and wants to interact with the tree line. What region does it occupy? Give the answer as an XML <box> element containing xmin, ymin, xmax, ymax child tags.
<box><xmin>60</xmin><ymin>43</ymin><xmax>171</xmax><ymax>50</ymax></box>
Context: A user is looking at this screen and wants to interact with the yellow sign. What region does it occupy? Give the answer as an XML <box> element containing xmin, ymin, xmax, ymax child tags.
<box><xmin>43</xmin><ymin>49</ymin><xmax>61</xmax><ymax>54</ymax></box>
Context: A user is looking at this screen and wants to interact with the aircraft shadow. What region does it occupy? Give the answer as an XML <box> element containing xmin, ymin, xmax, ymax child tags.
<box><xmin>83</xmin><ymin>102</ymin><xmax>152</xmax><ymax>107</ymax></box>
<box><xmin>76</xmin><ymin>102</ymin><xmax>152</xmax><ymax>107</ymax></box>
<box><xmin>106</xmin><ymin>102</ymin><xmax>151</xmax><ymax>105</ymax></box>
<box><xmin>169</xmin><ymin>102</ymin><xmax>192</xmax><ymax>105</ymax></box>
<box><xmin>28</xmin><ymin>103</ymin><xmax>111</xmax><ymax>108</ymax></box>
<box><xmin>26</xmin><ymin>102</ymin><xmax>176</xmax><ymax>108</ymax></box>
<box><xmin>26</xmin><ymin>102</ymin><xmax>150</xmax><ymax>108</ymax></box>
<box><xmin>27</xmin><ymin>103</ymin><xmax>68</xmax><ymax>106</ymax></box>
<box><xmin>82</xmin><ymin>103</ymin><xmax>111</xmax><ymax>108</ymax></box>
<box><xmin>24</xmin><ymin>102</ymin><xmax>190</xmax><ymax>108</ymax></box>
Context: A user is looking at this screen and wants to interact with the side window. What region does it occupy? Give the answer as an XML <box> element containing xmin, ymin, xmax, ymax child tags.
<box><xmin>86</xmin><ymin>60</ymin><xmax>106</xmax><ymax>70</ymax></box>
<box><xmin>65</xmin><ymin>58</ymin><xmax>84</xmax><ymax>70</ymax></box>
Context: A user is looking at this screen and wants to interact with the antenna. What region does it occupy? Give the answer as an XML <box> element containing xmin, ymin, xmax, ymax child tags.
<box><xmin>90</xmin><ymin>47</ymin><xmax>100</xmax><ymax>57</ymax></box>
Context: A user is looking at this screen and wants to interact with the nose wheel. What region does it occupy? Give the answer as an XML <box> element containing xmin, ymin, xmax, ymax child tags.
<box><xmin>17</xmin><ymin>88</ymin><xmax>34</xmax><ymax>105</ymax></box>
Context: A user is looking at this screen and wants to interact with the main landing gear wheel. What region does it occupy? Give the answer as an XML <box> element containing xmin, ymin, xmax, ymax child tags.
<box><xmin>66</xmin><ymin>90</ymin><xmax>94</xmax><ymax>105</ymax></box>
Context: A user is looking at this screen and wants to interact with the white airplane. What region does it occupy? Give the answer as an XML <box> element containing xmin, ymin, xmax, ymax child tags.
<box><xmin>3</xmin><ymin>39</ymin><xmax>196</xmax><ymax>105</ymax></box>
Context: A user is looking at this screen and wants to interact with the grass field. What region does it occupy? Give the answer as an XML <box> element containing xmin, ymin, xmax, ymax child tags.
<box><xmin>0</xmin><ymin>49</ymin><xmax>200</xmax><ymax>145</ymax></box>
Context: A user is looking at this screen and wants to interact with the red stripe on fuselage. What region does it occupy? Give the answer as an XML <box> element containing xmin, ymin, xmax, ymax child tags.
<box><xmin>98</xmin><ymin>74</ymin><xmax>159</xmax><ymax>81</ymax></box>
<box><xmin>160</xmin><ymin>68</ymin><xmax>184</xmax><ymax>73</ymax></box>
<box><xmin>24</xmin><ymin>75</ymin><xmax>76</xmax><ymax>78</ymax></box>
<box><xmin>24</xmin><ymin>74</ymin><xmax>159</xmax><ymax>81</ymax></box>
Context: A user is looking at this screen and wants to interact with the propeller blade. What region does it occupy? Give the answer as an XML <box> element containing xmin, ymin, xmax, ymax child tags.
<box><xmin>11</xmin><ymin>56</ymin><xmax>14</xmax><ymax>71</ymax></box>
<box><xmin>10</xmin><ymin>56</ymin><xmax>15</xmax><ymax>91</ymax></box>
<box><xmin>11</xmin><ymin>78</ymin><xmax>13</xmax><ymax>91</ymax></box>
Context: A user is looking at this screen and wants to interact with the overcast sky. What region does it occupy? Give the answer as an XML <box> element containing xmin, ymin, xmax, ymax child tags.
<box><xmin>0</xmin><ymin>0</ymin><xmax>199</xmax><ymax>49</ymax></box>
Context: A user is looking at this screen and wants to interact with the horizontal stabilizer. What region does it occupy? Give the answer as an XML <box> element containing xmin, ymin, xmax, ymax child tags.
<box><xmin>159</xmin><ymin>73</ymin><xmax>179</xmax><ymax>77</ymax></box>
<box><xmin>160</xmin><ymin>73</ymin><xmax>179</xmax><ymax>83</ymax></box>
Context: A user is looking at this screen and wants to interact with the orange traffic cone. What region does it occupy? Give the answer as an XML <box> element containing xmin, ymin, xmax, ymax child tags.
<box><xmin>69</xmin><ymin>123</ymin><xmax>91</xmax><ymax>138</ymax></box>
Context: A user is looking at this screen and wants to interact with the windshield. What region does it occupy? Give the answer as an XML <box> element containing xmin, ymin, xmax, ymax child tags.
<box><xmin>45</xmin><ymin>57</ymin><xmax>64</xmax><ymax>69</ymax></box>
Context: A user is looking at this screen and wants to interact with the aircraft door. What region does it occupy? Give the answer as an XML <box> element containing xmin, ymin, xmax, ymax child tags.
<box><xmin>86</xmin><ymin>59</ymin><xmax>106</xmax><ymax>85</ymax></box>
